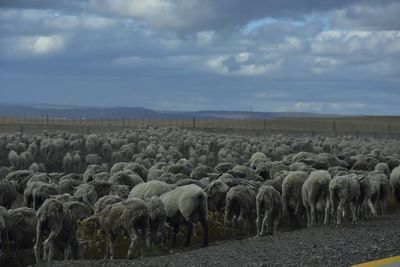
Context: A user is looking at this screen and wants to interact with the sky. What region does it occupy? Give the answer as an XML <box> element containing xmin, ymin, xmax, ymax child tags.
<box><xmin>0</xmin><ymin>0</ymin><xmax>400</xmax><ymax>115</ymax></box>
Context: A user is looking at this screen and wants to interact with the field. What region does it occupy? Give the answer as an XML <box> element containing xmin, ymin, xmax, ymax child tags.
<box><xmin>1</xmin><ymin>115</ymin><xmax>400</xmax><ymax>138</ymax></box>
<box><xmin>1</xmin><ymin>119</ymin><xmax>400</xmax><ymax>266</ymax></box>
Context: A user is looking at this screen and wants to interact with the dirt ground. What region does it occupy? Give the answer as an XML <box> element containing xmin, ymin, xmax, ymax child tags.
<box><xmin>33</xmin><ymin>212</ymin><xmax>400</xmax><ymax>267</ymax></box>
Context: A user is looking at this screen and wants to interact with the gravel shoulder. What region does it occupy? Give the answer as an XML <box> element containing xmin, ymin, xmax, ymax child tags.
<box><xmin>35</xmin><ymin>212</ymin><xmax>400</xmax><ymax>267</ymax></box>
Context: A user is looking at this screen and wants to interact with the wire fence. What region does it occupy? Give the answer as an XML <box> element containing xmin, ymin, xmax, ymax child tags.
<box><xmin>0</xmin><ymin>115</ymin><xmax>400</xmax><ymax>138</ymax></box>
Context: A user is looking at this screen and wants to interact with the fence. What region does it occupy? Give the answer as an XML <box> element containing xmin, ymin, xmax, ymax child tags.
<box><xmin>0</xmin><ymin>115</ymin><xmax>400</xmax><ymax>138</ymax></box>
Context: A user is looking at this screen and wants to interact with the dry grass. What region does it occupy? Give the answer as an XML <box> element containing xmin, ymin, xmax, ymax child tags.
<box><xmin>1</xmin><ymin>115</ymin><xmax>400</xmax><ymax>137</ymax></box>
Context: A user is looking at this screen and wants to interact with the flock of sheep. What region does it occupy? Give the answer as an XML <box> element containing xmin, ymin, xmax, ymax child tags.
<box><xmin>0</xmin><ymin>127</ymin><xmax>400</xmax><ymax>265</ymax></box>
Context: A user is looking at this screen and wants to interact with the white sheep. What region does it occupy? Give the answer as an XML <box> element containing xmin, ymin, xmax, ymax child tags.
<box><xmin>302</xmin><ymin>170</ymin><xmax>331</xmax><ymax>227</ymax></box>
<box><xmin>34</xmin><ymin>198</ymin><xmax>81</xmax><ymax>263</ymax></box>
<box><xmin>256</xmin><ymin>185</ymin><xmax>282</xmax><ymax>236</ymax></box>
<box><xmin>329</xmin><ymin>175</ymin><xmax>360</xmax><ymax>226</ymax></box>
<box><xmin>390</xmin><ymin>166</ymin><xmax>400</xmax><ymax>203</ymax></box>
<box><xmin>160</xmin><ymin>184</ymin><xmax>208</xmax><ymax>247</ymax></box>
<box><xmin>224</xmin><ymin>185</ymin><xmax>257</xmax><ymax>232</ymax></box>
<box><xmin>128</xmin><ymin>180</ymin><xmax>172</xmax><ymax>200</ymax></box>
<box><xmin>99</xmin><ymin>198</ymin><xmax>150</xmax><ymax>259</ymax></box>
<box><xmin>281</xmin><ymin>171</ymin><xmax>308</xmax><ymax>226</ymax></box>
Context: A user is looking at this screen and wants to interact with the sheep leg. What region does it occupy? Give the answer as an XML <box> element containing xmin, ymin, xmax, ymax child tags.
<box><xmin>34</xmin><ymin>223</ymin><xmax>43</xmax><ymax>264</ymax></box>
<box><xmin>260</xmin><ymin>210</ymin><xmax>268</xmax><ymax>236</ymax></box>
<box><xmin>303</xmin><ymin>199</ymin><xmax>311</xmax><ymax>228</ymax></box>
<box><xmin>143</xmin><ymin>218</ymin><xmax>150</xmax><ymax>251</ymax></box>
<box><xmin>324</xmin><ymin>195</ymin><xmax>331</xmax><ymax>225</ymax></box>
<box><xmin>350</xmin><ymin>201</ymin><xmax>357</xmax><ymax>225</ymax></box>
<box><xmin>127</xmin><ymin>230</ymin><xmax>138</xmax><ymax>259</ymax></box>
<box><xmin>267</xmin><ymin>210</ymin><xmax>277</xmax><ymax>235</ymax></box>
<box><xmin>330</xmin><ymin>193</ymin><xmax>337</xmax><ymax>224</ymax></box>
<box><xmin>256</xmin><ymin>201</ymin><xmax>262</xmax><ymax>236</ymax></box>
<box><xmin>367</xmin><ymin>199</ymin><xmax>377</xmax><ymax>217</ymax></box>
<box><xmin>264</xmin><ymin>210</ymin><xmax>273</xmax><ymax>235</ymax></box>
<box><xmin>184</xmin><ymin>220</ymin><xmax>193</xmax><ymax>247</ymax></box>
<box><xmin>310</xmin><ymin>204</ymin><xmax>316</xmax><ymax>228</ymax></box>
<box><xmin>43</xmin><ymin>225</ymin><xmax>61</xmax><ymax>263</ymax></box>
<box><xmin>63</xmin><ymin>243</ymin><xmax>71</xmax><ymax>261</ymax></box>
<box><xmin>103</xmin><ymin>235</ymin><xmax>110</xmax><ymax>260</ymax></box>
<box><xmin>224</xmin><ymin>201</ymin><xmax>232</xmax><ymax>231</ymax></box>
<box><xmin>109</xmin><ymin>234</ymin><xmax>117</xmax><ymax>260</ymax></box>
<box><xmin>336</xmin><ymin>200</ymin><xmax>344</xmax><ymax>226</ymax></box>
<box><xmin>273</xmin><ymin>214</ymin><xmax>280</xmax><ymax>234</ymax></box>
<box><xmin>171</xmin><ymin>221</ymin><xmax>180</xmax><ymax>248</ymax></box>
<box><xmin>294</xmin><ymin>202</ymin><xmax>304</xmax><ymax>227</ymax></box>
<box><xmin>199</xmin><ymin>213</ymin><xmax>208</xmax><ymax>247</ymax></box>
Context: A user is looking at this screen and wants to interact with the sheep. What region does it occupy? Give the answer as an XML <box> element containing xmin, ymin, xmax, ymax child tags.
<box><xmin>85</xmin><ymin>154</ymin><xmax>102</xmax><ymax>166</ymax></box>
<box><xmin>263</xmin><ymin>179</ymin><xmax>282</xmax><ymax>194</ymax></box>
<box><xmin>160</xmin><ymin>184</ymin><xmax>208</xmax><ymax>247</ymax></box>
<box><xmin>0</xmin><ymin>206</ymin><xmax>9</xmax><ymax>259</ymax></box>
<box><xmin>74</xmin><ymin>184</ymin><xmax>98</xmax><ymax>211</ymax></box>
<box><xmin>249</xmin><ymin>152</ymin><xmax>269</xmax><ymax>169</ymax></box>
<box><xmin>0</xmin><ymin>167</ymin><xmax>10</xmax><ymax>180</ymax></box>
<box><xmin>354</xmin><ymin>173</ymin><xmax>377</xmax><ymax>218</ymax></box>
<box><xmin>5</xmin><ymin>207</ymin><xmax>37</xmax><ymax>261</ymax></box>
<box><xmin>281</xmin><ymin>171</ymin><xmax>308</xmax><ymax>226</ymax></box>
<box><xmin>145</xmin><ymin>196</ymin><xmax>167</xmax><ymax>247</ymax></box>
<box><xmin>301</xmin><ymin>170</ymin><xmax>331</xmax><ymax>227</ymax></box>
<box><xmin>128</xmin><ymin>180</ymin><xmax>172</xmax><ymax>200</ymax></box>
<box><xmin>368</xmin><ymin>171</ymin><xmax>391</xmax><ymax>215</ymax></box>
<box><xmin>24</xmin><ymin>181</ymin><xmax>58</xmax><ymax>210</ymax></box>
<box><xmin>72</xmin><ymin>151</ymin><xmax>82</xmax><ymax>173</ymax></box>
<box><xmin>109</xmin><ymin>170</ymin><xmax>144</xmax><ymax>189</ymax></box>
<box><xmin>0</xmin><ymin>180</ymin><xmax>17</xmax><ymax>208</ymax></box>
<box><xmin>8</xmin><ymin>150</ymin><xmax>19</xmax><ymax>170</ymax></box>
<box><xmin>329</xmin><ymin>175</ymin><xmax>360</xmax><ymax>226</ymax></box>
<box><xmin>88</xmin><ymin>180</ymin><xmax>113</xmax><ymax>198</ymax></box>
<box><xmin>110</xmin><ymin>185</ymin><xmax>131</xmax><ymax>199</ymax></box>
<box><xmin>62</xmin><ymin>152</ymin><xmax>73</xmax><ymax>173</ymax></box>
<box><xmin>207</xmin><ymin>179</ymin><xmax>230</xmax><ymax>217</ymax></box>
<box><xmin>224</xmin><ymin>185</ymin><xmax>257</xmax><ymax>232</ymax></box>
<box><xmin>58</xmin><ymin>178</ymin><xmax>83</xmax><ymax>195</ymax></box>
<box><xmin>94</xmin><ymin>195</ymin><xmax>122</xmax><ymax>214</ymax></box>
<box><xmin>351</xmin><ymin>157</ymin><xmax>379</xmax><ymax>171</ymax></box>
<box><xmin>64</xmin><ymin>201</ymin><xmax>93</xmax><ymax>220</ymax></box>
<box><xmin>256</xmin><ymin>185</ymin><xmax>282</xmax><ymax>236</ymax></box>
<box><xmin>124</xmin><ymin>163</ymin><xmax>148</xmax><ymax>181</ymax></box>
<box><xmin>375</xmin><ymin>162</ymin><xmax>390</xmax><ymax>176</ymax></box>
<box><xmin>34</xmin><ymin>198</ymin><xmax>81</xmax><ymax>263</ymax></box>
<box><xmin>390</xmin><ymin>166</ymin><xmax>400</xmax><ymax>202</ymax></box>
<box><xmin>99</xmin><ymin>198</ymin><xmax>150</xmax><ymax>259</ymax></box>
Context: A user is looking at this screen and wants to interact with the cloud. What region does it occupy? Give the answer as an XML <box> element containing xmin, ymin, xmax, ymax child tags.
<box><xmin>294</xmin><ymin>102</ymin><xmax>367</xmax><ymax>113</ymax></box>
<box><xmin>196</xmin><ymin>31</ymin><xmax>215</xmax><ymax>45</ymax></box>
<box><xmin>333</xmin><ymin>2</ymin><xmax>400</xmax><ymax>30</ymax></box>
<box><xmin>5</xmin><ymin>34</ymin><xmax>66</xmax><ymax>57</ymax></box>
<box><xmin>1</xmin><ymin>1</ymin><xmax>400</xmax><ymax>115</ymax></box>
<box><xmin>206</xmin><ymin>53</ymin><xmax>283</xmax><ymax>76</ymax></box>
<box><xmin>0</xmin><ymin>0</ymin><xmax>85</xmax><ymax>10</ymax></box>
<box><xmin>43</xmin><ymin>14</ymin><xmax>117</xmax><ymax>31</ymax></box>
<box><xmin>87</xmin><ymin>0</ymin><xmax>399</xmax><ymax>32</ymax></box>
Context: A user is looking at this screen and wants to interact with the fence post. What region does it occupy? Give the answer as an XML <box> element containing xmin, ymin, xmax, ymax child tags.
<box><xmin>193</xmin><ymin>117</ymin><xmax>196</xmax><ymax>129</ymax></box>
<box><xmin>46</xmin><ymin>114</ymin><xmax>49</xmax><ymax>126</ymax></box>
<box><xmin>122</xmin><ymin>116</ymin><xmax>125</xmax><ymax>128</ymax></box>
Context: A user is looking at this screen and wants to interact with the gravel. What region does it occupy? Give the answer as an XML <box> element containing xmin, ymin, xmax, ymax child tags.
<box><xmin>34</xmin><ymin>212</ymin><xmax>400</xmax><ymax>267</ymax></box>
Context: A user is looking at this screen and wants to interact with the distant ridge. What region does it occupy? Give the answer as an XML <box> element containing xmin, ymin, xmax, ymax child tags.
<box><xmin>0</xmin><ymin>103</ymin><xmax>338</xmax><ymax>120</ymax></box>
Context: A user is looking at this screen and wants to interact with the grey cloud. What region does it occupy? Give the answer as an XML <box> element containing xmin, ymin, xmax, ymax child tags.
<box><xmin>0</xmin><ymin>0</ymin><xmax>85</xmax><ymax>10</ymax></box>
<box><xmin>333</xmin><ymin>2</ymin><xmax>400</xmax><ymax>30</ymax></box>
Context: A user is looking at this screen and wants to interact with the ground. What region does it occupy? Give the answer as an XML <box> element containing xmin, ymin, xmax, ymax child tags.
<box><xmin>34</xmin><ymin>212</ymin><xmax>400</xmax><ymax>267</ymax></box>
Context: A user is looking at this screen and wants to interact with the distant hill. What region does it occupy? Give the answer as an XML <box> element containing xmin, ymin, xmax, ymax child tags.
<box><xmin>0</xmin><ymin>103</ymin><xmax>337</xmax><ymax>120</ymax></box>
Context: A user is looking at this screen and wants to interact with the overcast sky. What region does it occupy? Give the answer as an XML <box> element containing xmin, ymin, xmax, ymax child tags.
<box><xmin>1</xmin><ymin>0</ymin><xmax>400</xmax><ymax>114</ymax></box>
